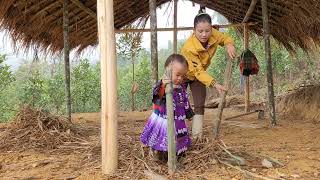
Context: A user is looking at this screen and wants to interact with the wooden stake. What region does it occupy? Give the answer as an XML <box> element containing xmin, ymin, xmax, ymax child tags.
<box><xmin>261</xmin><ymin>0</ymin><xmax>276</xmax><ymax>126</ymax></box>
<box><xmin>165</xmin><ymin>67</ymin><xmax>176</xmax><ymax>174</ymax></box>
<box><xmin>97</xmin><ymin>0</ymin><xmax>118</xmax><ymax>174</ymax></box>
<box><xmin>173</xmin><ymin>0</ymin><xmax>178</xmax><ymax>53</ymax></box>
<box><xmin>244</xmin><ymin>25</ymin><xmax>250</xmax><ymax>113</ymax></box>
<box><xmin>213</xmin><ymin>57</ymin><xmax>233</xmax><ymax>139</ymax></box>
<box><xmin>149</xmin><ymin>0</ymin><xmax>158</xmax><ymax>85</ymax></box>
<box><xmin>63</xmin><ymin>0</ymin><xmax>72</xmax><ymax>122</ymax></box>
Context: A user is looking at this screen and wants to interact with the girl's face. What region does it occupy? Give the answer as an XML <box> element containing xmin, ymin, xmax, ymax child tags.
<box><xmin>194</xmin><ymin>21</ymin><xmax>212</xmax><ymax>44</ymax></box>
<box><xmin>171</xmin><ymin>61</ymin><xmax>187</xmax><ymax>85</ymax></box>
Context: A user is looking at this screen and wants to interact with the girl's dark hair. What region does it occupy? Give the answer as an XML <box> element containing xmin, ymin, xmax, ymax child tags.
<box><xmin>164</xmin><ymin>54</ymin><xmax>188</xmax><ymax>68</ymax></box>
<box><xmin>194</xmin><ymin>6</ymin><xmax>212</xmax><ymax>28</ymax></box>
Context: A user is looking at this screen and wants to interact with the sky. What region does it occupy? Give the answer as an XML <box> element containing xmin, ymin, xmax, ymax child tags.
<box><xmin>2</xmin><ymin>1</ymin><xmax>223</xmax><ymax>70</ymax></box>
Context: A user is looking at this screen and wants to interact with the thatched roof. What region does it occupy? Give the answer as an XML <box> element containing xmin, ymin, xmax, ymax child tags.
<box><xmin>0</xmin><ymin>0</ymin><xmax>319</xmax><ymax>53</ymax></box>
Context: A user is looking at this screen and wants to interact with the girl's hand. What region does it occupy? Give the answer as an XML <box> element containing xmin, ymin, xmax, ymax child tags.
<box><xmin>214</xmin><ymin>83</ymin><xmax>227</xmax><ymax>94</ymax></box>
<box><xmin>162</xmin><ymin>74</ymin><xmax>171</xmax><ymax>86</ymax></box>
<box><xmin>226</xmin><ymin>44</ymin><xmax>236</xmax><ymax>59</ymax></box>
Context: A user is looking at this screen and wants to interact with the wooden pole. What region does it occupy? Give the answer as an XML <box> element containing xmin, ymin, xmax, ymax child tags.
<box><xmin>165</xmin><ymin>67</ymin><xmax>176</xmax><ymax>174</ymax></box>
<box><xmin>261</xmin><ymin>0</ymin><xmax>276</xmax><ymax>126</ymax></box>
<box><xmin>242</xmin><ymin>0</ymin><xmax>257</xmax><ymax>23</ymax></box>
<box><xmin>173</xmin><ymin>0</ymin><xmax>178</xmax><ymax>53</ymax></box>
<box><xmin>149</xmin><ymin>0</ymin><xmax>158</xmax><ymax>85</ymax></box>
<box><xmin>244</xmin><ymin>25</ymin><xmax>250</xmax><ymax>113</ymax></box>
<box><xmin>63</xmin><ymin>0</ymin><xmax>72</xmax><ymax>122</ymax></box>
<box><xmin>115</xmin><ymin>22</ymin><xmax>258</xmax><ymax>33</ymax></box>
<box><xmin>97</xmin><ymin>0</ymin><xmax>118</xmax><ymax>174</ymax></box>
<box><xmin>213</xmin><ymin>57</ymin><xmax>233</xmax><ymax>138</ymax></box>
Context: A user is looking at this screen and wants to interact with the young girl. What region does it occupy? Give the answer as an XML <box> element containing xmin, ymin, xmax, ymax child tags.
<box><xmin>140</xmin><ymin>54</ymin><xmax>194</xmax><ymax>161</ymax></box>
<box><xmin>181</xmin><ymin>7</ymin><xmax>236</xmax><ymax>138</ymax></box>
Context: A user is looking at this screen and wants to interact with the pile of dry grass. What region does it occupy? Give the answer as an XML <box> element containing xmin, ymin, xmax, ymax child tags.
<box><xmin>277</xmin><ymin>85</ymin><xmax>320</xmax><ymax>123</ymax></box>
<box><xmin>84</xmin><ymin>120</ymin><xmax>283</xmax><ymax>179</ymax></box>
<box><xmin>0</xmin><ymin>106</ymin><xmax>92</xmax><ymax>153</ymax></box>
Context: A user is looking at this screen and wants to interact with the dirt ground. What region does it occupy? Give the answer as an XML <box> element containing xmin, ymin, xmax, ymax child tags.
<box><xmin>0</xmin><ymin>106</ymin><xmax>319</xmax><ymax>180</ymax></box>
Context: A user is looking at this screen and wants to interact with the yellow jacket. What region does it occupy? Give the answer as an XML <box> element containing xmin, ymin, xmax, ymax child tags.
<box><xmin>181</xmin><ymin>28</ymin><xmax>234</xmax><ymax>87</ymax></box>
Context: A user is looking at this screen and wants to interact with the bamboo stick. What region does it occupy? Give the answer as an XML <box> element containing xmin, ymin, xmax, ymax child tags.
<box><xmin>213</xmin><ymin>57</ymin><xmax>234</xmax><ymax>139</ymax></box>
<box><xmin>97</xmin><ymin>0</ymin><xmax>118</xmax><ymax>174</ymax></box>
<box><xmin>173</xmin><ymin>0</ymin><xmax>178</xmax><ymax>53</ymax></box>
<box><xmin>165</xmin><ymin>67</ymin><xmax>176</xmax><ymax>174</ymax></box>
<box><xmin>115</xmin><ymin>22</ymin><xmax>258</xmax><ymax>33</ymax></box>
<box><xmin>63</xmin><ymin>0</ymin><xmax>72</xmax><ymax>122</ymax></box>
<box><xmin>149</xmin><ymin>0</ymin><xmax>158</xmax><ymax>85</ymax></box>
<box><xmin>261</xmin><ymin>0</ymin><xmax>276</xmax><ymax>126</ymax></box>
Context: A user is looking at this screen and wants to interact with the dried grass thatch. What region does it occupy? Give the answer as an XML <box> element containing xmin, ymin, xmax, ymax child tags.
<box><xmin>0</xmin><ymin>0</ymin><xmax>319</xmax><ymax>54</ymax></box>
<box><xmin>0</xmin><ymin>106</ymin><xmax>93</xmax><ymax>153</ymax></box>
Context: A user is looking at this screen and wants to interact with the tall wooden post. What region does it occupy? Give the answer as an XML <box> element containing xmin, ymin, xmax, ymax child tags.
<box><xmin>165</xmin><ymin>67</ymin><xmax>176</xmax><ymax>174</ymax></box>
<box><xmin>244</xmin><ymin>25</ymin><xmax>250</xmax><ymax>113</ymax></box>
<box><xmin>63</xmin><ymin>0</ymin><xmax>72</xmax><ymax>121</ymax></box>
<box><xmin>97</xmin><ymin>0</ymin><xmax>118</xmax><ymax>174</ymax></box>
<box><xmin>173</xmin><ymin>0</ymin><xmax>178</xmax><ymax>53</ymax></box>
<box><xmin>149</xmin><ymin>0</ymin><xmax>158</xmax><ymax>84</ymax></box>
<box><xmin>261</xmin><ymin>0</ymin><xmax>276</xmax><ymax>126</ymax></box>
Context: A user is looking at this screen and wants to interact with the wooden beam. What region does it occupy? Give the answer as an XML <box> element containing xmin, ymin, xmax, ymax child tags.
<box><xmin>149</xmin><ymin>0</ymin><xmax>158</xmax><ymax>85</ymax></box>
<box><xmin>69</xmin><ymin>4</ymin><xmax>96</xmax><ymax>30</ymax></box>
<box><xmin>261</xmin><ymin>0</ymin><xmax>276</xmax><ymax>126</ymax></box>
<box><xmin>173</xmin><ymin>0</ymin><xmax>178</xmax><ymax>53</ymax></box>
<box><xmin>31</xmin><ymin>1</ymin><xmax>61</xmax><ymax>22</ymax></box>
<box><xmin>242</xmin><ymin>0</ymin><xmax>257</xmax><ymax>23</ymax></box>
<box><xmin>115</xmin><ymin>22</ymin><xmax>258</xmax><ymax>33</ymax></box>
<box><xmin>63</xmin><ymin>0</ymin><xmax>72</xmax><ymax>122</ymax></box>
<box><xmin>69</xmin><ymin>0</ymin><xmax>97</xmax><ymax>19</ymax></box>
<box><xmin>97</xmin><ymin>0</ymin><xmax>118</xmax><ymax>174</ymax></box>
<box><xmin>244</xmin><ymin>25</ymin><xmax>250</xmax><ymax>113</ymax></box>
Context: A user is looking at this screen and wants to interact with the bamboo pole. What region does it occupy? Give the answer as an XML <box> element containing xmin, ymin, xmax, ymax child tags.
<box><xmin>244</xmin><ymin>25</ymin><xmax>250</xmax><ymax>113</ymax></box>
<box><xmin>165</xmin><ymin>67</ymin><xmax>176</xmax><ymax>174</ymax></box>
<box><xmin>97</xmin><ymin>0</ymin><xmax>118</xmax><ymax>174</ymax></box>
<box><xmin>173</xmin><ymin>0</ymin><xmax>178</xmax><ymax>53</ymax></box>
<box><xmin>213</xmin><ymin>57</ymin><xmax>233</xmax><ymax>139</ymax></box>
<box><xmin>63</xmin><ymin>0</ymin><xmax>72</xmax><ymax>122</ymax></box>
<box><xmin>115</xmin><ymin>22</ymin><xmax>258</xmax><ymax>33</ymax></box>
<box><xmin>149</xmin><ymin>0</ymin><xmax>158</xmax><ymax>85</ymax></box>
<box><xmin>261</xmin><ymin>0</ymin><xmax>276</xmax><ymax>126</ymax></box>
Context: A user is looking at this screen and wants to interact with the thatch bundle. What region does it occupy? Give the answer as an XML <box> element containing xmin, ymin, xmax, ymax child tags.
<box><xmin>0</xmin><ymin>0</ymin><xmax>319</xmax><ymax>53</ymax></box>
<box><xmin>0</xmin><ymin>106</ymin><xmax>91</xmax><ymax>152</ymax></box>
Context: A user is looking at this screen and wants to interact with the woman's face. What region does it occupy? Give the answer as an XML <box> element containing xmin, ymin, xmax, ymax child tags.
<box><xmin>194</xmin><ymin>21</ymin><xmax>212</xmax><ymax>44</ymax></box>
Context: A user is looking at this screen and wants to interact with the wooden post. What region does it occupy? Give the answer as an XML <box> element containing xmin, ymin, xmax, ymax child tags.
<box><xmin>97</xmin><ymin>0</ymin><xmax>118</xmax><ymax>174</ymax></box>
<box><xmin>173</xmin><ymin>0</ymin><xmax>178</xmax><ymax>53</ymax></box>
<box><xmin>165</xmin><ymin>67</ymin><xmax>176</xmax><ymax>174</ymax></box>
<box><xmin>213</xmin><ymin>57</ymin><xmax>233</xmax><ymax>138</ymax></box>
<box><xmin>132</xmin><ymin>56</ymin><xmax>135</xmax><ymax>111</ymax></box>
<box><xmin>149</xmin><ymin>0</ymin><xmax>158</xmax><ymax>84</ymax></box>
<box><xmin>244</xmin><ymin>25</ymin><xmax>250</xmax><ymax>113</ymax></box>
<box><xmin>261</xmin><ymin>0</ymin><xmax>276</xmax><ymax>126</ymax></box>
<box><xmin>63</xmin><ymin>0</ymin><xmax>72</xmax><ymax>122</ymax></box>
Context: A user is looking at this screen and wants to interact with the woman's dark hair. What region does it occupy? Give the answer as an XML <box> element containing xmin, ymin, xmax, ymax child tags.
<box><xmin>194</xmin><ymin>6</ymin><xmax>212</xmax><ymax>28</ymax></box>
<box><xmin>164</xmin><ymin>54</ymin><xmax>188</xmax><ymax>68</ymax></box>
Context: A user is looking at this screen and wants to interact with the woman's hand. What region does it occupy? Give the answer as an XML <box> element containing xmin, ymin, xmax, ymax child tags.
<box><xmin>214</xmin><ymin>83</ymin><xmax>227</xmax><ymax>94</ymax></box>
<box><xmin>226</xmin><ymin>43</ymin><xmax>236</xmax><ymax>59</ymax></box>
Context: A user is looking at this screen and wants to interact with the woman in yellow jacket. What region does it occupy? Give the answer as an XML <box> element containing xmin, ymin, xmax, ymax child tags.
<box><xmin>181</xmin><ymin>10</ymin><xmax>236</xmax><ymax>138</ymax></box>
